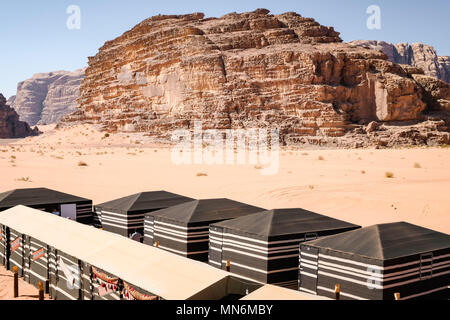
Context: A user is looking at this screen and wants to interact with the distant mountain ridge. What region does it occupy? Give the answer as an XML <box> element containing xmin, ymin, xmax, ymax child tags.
<box><xmin>349</xmin><ymin>40</ymin><xmax>449</xmax><ymax>83</ymax></box>
<box><xmin>8</xmin><ymin>69</ymin><xmax>85</xmax><ymax>126</ymax></box>
<box><xmin>0</xmin><ymin>93</ymin><xmax>40</xmax><ymax>139</ymax></box>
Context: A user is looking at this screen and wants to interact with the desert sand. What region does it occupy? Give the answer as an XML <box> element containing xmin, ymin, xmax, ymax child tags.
<box><xmin>1</xmin><ymin>124</ymin><xmax>449</xmax><ymax>300</ymax></box>
<box><xmin>0</xmin><ymin>124</ymin><xmax>449</xmax><ymax>235</ymax></box>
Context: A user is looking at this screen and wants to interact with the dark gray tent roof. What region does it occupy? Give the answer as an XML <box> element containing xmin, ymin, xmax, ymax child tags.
<box><xmin>213</xmin><ymin>208</ymin><xmax>360</xmax><ymax>237</ymax></box>
<box><xmin>0</xmin><ymin>188</ymin><xmax>90</xmax><ymax>210</ymax></box>
<box><xmin>147</xmin><ymin>199</ymin><xmax>264</xmax><ymax>224</ymax></box>
<box><xmin>305</xmin><ymin>222</ymin><xmax>450</xmax><ymax>260</ymax></box>
<box><xmin>96</xmin><ymin>191</ymin><xmax>194</xmax><ymax>213</ymax></box>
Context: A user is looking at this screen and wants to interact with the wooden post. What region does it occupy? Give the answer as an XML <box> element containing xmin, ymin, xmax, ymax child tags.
<box><xmin>155</xmin><ymin>241</ymin><xmax>159</xmax><ymax>248</ymax></box>
<box><xmin>394</xmin><ymin>292</ymin><xmax>401</xmax><ymax>300</ymax></box>
<box><xmin>38</xmin><ymin>282</ymin><xmax>44</xmax><ymax>300</ymax></box>
<box><xmin>226</xmin><ymin>260</ymin><xmax>231</xmax><ymax>272</ymax></box>
<box><xmin>13</xmin><ymin>266</ymin><xmax>19</xmax><ymax>298</ymax></box>
<box><xmin>334</xmin><ymin>284</ymin><xmax>340</xmax><ymax>300</ymax></box>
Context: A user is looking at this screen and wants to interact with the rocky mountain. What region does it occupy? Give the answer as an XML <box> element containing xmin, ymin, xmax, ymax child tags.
<box><xmin>9</xmin><ymin>69</ymin><xmax>85</xmax><ymax>126</ymax></box>
<box><xmin>349</xmin><ymin>40</ymin><xmax>450</xmax><ymax>83</ymax></box>
<box><xmin>60</xmin><ymin>9</ymin><xmax>450</xmax><ymax>147</ymax></box>
<box><xmin>0</xmin><ymin>94</ymin><xmax>40</xmax><ymax>139</ymax></box>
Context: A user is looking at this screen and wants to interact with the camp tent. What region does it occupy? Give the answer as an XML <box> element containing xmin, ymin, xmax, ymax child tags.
<box><xmin>209</xmin><ymin>208</ymin><xmax>360</xmax><ymax>289</ymax></box>
<box><xmin>94</xmin><ymin>191</ymin><xmax>194</xmax><ymax>238</ymax></box>
<box><xmin>0</xmin><ymin>188</ymin><xmax>93</xmax><ymax>224</ymax></box>
<box><xmin>241</xmin><ymin>284</ymin><xmax>331</xmax><ymax>300</ymax></box>
<box><xmin>144</xmin><ymin>199</ymin><xmax>264</xmax><ymax>261</ymax></box>
<box><xmin>0</xmin><ymin>205</ymin><xmax>261</xmax><ymax>300</ymax></box>
<box><xmin>299</xmin><ymin>222</ymin><xmax>450</xmax><ymax>300</ymax></box>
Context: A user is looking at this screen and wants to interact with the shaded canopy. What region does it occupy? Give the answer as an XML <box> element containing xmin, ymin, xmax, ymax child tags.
<box><xmin>95</xmin><ymin>191</ymin><xmax>194</xmax><ymax>213</ymax></box>
<box><xmin>148</xmin><ymin>199</ymin><xmax>264</xmax><ymax>224</ymax></box>
<box><xmin>305</xmin><ymin>222</ymin><xmax>450</xmax><ymax>260</ymax></box>
<box><xmin>0</xmin><ymin>188</ymin><xmax>90</xmax><ymax>210</ymax></box>
<box><xmin>213</xmin><ymin>208</ymin><xmax>360</xmax><ymax>238</ymax></box>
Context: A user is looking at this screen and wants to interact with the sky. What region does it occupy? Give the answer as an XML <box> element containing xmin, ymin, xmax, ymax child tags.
<box><xmin>1</xmin><ymin>0</ymin><xmax>449</xmax><ymax>98</ymax></box>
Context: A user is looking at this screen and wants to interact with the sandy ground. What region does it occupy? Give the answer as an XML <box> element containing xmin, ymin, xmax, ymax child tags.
<box><xmin>0</xmin><ymin>266</ymin><xmax>49</xmax><ymax>300</ymax></box>
<box><xmin>0</xmin><ymin>124</ymin><xmax>449</xmax><ymax>236</ymax></box>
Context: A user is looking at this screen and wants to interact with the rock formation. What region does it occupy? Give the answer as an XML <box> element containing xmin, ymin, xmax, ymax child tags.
<box><xmin>349</xmin><ymin>40</ymin><xmax>450</xmax><ymax>83</ymax></box>
<box><xmin>9</xmin><ymin>69</ymin><xmax>85</xmax><ymax>126</ymax></box>
<box><xmin>0</xmin><ymin>94</ymin><xmax>40</xmax><ymax>139</ymax></box>
<box><xmin>60</xmin><ymin>10</ymin><xmax>450</xmax><ymax>147</ymax></box>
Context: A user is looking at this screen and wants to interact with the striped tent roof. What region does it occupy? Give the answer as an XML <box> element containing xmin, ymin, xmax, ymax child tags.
<box><xmin>0</xmin><ymin>188</ymin><xmax>90</xmax><ymax>210</ymax></box>
<box><xmin>305</xmin><ymin>222</ymin><xmax>450</xmax><ymax>260</ymax></box>
<box><xmin>95</xmin><ymin>191</ymin><xmax>194</xmax><ymax>213</ymax></box>
<box><xmin>147</xmin><ymin>199</ymin><xmax>264</xmax><ymax>224</ymax></box>
<box><xmin>212</xmin><ymin>208</ymin><xmax>360</xmax><ymax>239</ymax></box>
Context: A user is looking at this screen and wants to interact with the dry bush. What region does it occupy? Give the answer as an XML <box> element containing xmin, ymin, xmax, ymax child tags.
<box><xmin>361</xmin><ymin>170</ymin><xmax>366</xmax><ymax>174</ymax></box>
<box><xmin>196</xmin><ymin>172</ymin><xmax>208</xmax><ymax>177</ymax></box>
<box><xmin>308</xmin><ymin>185</ymin><xmax>314</xmax><ymax>190</ymax></box>
<box><xmin>16</xmin><ymin>176</ymin><xmax>31</xmax><ymax>182</ymax></box>
<box><xmin>385</xmin><ymin>172</ymin><xmax>394</xmax><ymax>178</ymax></box>
<box><xmin>318</xmin><ymin>156</ymin><xmax>324</xmax><ymax>161</ymax></box>
<box><xmin>413</xmin><ymin>162</ymin><xmax>421</xmax><ymax>169</ymax></box>
<box><xmin>78</xmin><ymin>161</ymin><xmax>88</xmax><ymax>167</ymax></box>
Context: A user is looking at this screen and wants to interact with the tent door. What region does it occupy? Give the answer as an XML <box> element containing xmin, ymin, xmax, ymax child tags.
<box><xmin>208</xmin><ymin>226</ymin><xmax>223</xmax><ymax>269</ymax></box>
<box><xmin>420</xmin><ymin>252</ymin><xmax>433</xmax><ymax>280</ymax></box>
<box><xmin>299</xmin><ymin>245</ymin><xmax>319</xmax><ymax>295</ymax></box>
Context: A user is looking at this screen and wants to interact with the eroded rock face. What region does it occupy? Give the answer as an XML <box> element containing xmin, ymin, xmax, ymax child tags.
<box><xmin>0</xmin><ymin>94</ymin><xmax>40</xmax><ymax>139</ymax></box>
<box><xmin>9</xmin><ymin>69</ymin><xmax>85</xmax><ymax>126</ymax></box>
<box><xmin>349</xmin><ymin>40</ymin><xmax>450</xmax><ymax>83</ymax></box>
<box><xmin>60</xmin><ymin>10</ymin><xmax>450</xmax><ymax>146</ymax></box>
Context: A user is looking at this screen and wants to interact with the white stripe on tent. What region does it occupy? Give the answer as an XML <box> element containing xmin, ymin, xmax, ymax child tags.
<box><xmin>300</xmin><ymin>263</ymin><xmax>318</xmax><ymax>270</ymax></box>
<box><xmin>319</xmin><ymin>252</ymin><xmax>450</xmax><ymax>272</ymax></box>
<box><xmin>101</xmin><ymin>210</ymin><xmax>145</xmax><ymax>218</ymax></box>
<box><xmin>154</xmin><ymin>233</ymin><xmax>209</xmax><ymax>244</ymax></box>
<box><xmin>299</xmin><ymin>287</ymin><xmax>317</xmax><ymax>295</ymax></box>
<box><xmin>155</xmin><ymin>225</ymin><xmax>209</xmax><ymax>236</ymax></box>
<box><xmin>300</xmin><ymin>271</ymin><xmax>317</xmax><ymax>279</ymax></box>
<box><xmin>223</xmin><ymin>232</ymin><xmax>305</xmax><ymax>246</ymax></box>
<box><xmin>222</xmin><ymin>260</ymin><xmax>298</xmax><ymax>275</ymax></box>
<box><xmin>223</xmin><ymin>237</ymin><xmax>300</xmax><ymax>253</ymax></box>
<box><xmin>156</xmin><ymin>221</ymin><xmax>209</xmax><ymax>231</ymax></box>
<box><xmin>223</xmin><ymin>246</ymin><xmax>298</xmax><ymax>261</ymax></box>
<box><xmin>319</xmin><ymin>253</ymin><xmax>383</xmax><ymax>271</ymax></box>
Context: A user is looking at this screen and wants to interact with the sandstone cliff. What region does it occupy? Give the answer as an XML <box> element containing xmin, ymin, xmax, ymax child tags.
<box><xmin>349</xmin><ymin>40</ymin><xmax>450</xmax><ymax>83</ymax></box>
<box><xmin>60</xmin><ymin>10</ymin><xmax>450</xmax><ymax>146</ymax></box>
<box><xmin>0</xmin><ymin>94</ymin><xmax>40</xmax><ymax>139</ymax></box>
<box><xmin>9</xmin><ymin>69</ymin><xmax>85</xmax><ymax>126</ymax></box>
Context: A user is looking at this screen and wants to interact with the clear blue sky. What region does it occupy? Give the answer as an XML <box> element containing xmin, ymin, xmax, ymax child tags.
<box><xmin>1</xmin><ymin>0</ymin><xmax>449</xmax><ymax>98</ymax></box>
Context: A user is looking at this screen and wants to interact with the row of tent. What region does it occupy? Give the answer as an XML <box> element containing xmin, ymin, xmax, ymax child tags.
<box><xmin>1</xmin><ymin>188</ymin><xmax>449</xmax><ymax>300</ymax></box>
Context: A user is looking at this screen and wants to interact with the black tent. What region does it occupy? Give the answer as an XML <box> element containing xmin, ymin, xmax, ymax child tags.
<box><xmin>299</xmin><ymin>222</ymin><xmax>450</xmax><ymax>300</ymax></box>
<box><xmin>210</xmin><ymin>209</ymin><xmax>360</xmax><ymax>289</ymax></box>
<box><xmin>144</xmin><ymin>199</ymin><xmax>264</xmax><ymax>261</ymax></box>
<box><xmin>0</xmin><ymin>188</ymin><xmax>93</xmax><ymax>224</ymax></box>
<box><xmin>95</xmin><ymin>191</ymin><xmax>194</xmax><ymax>239</ymax></box>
